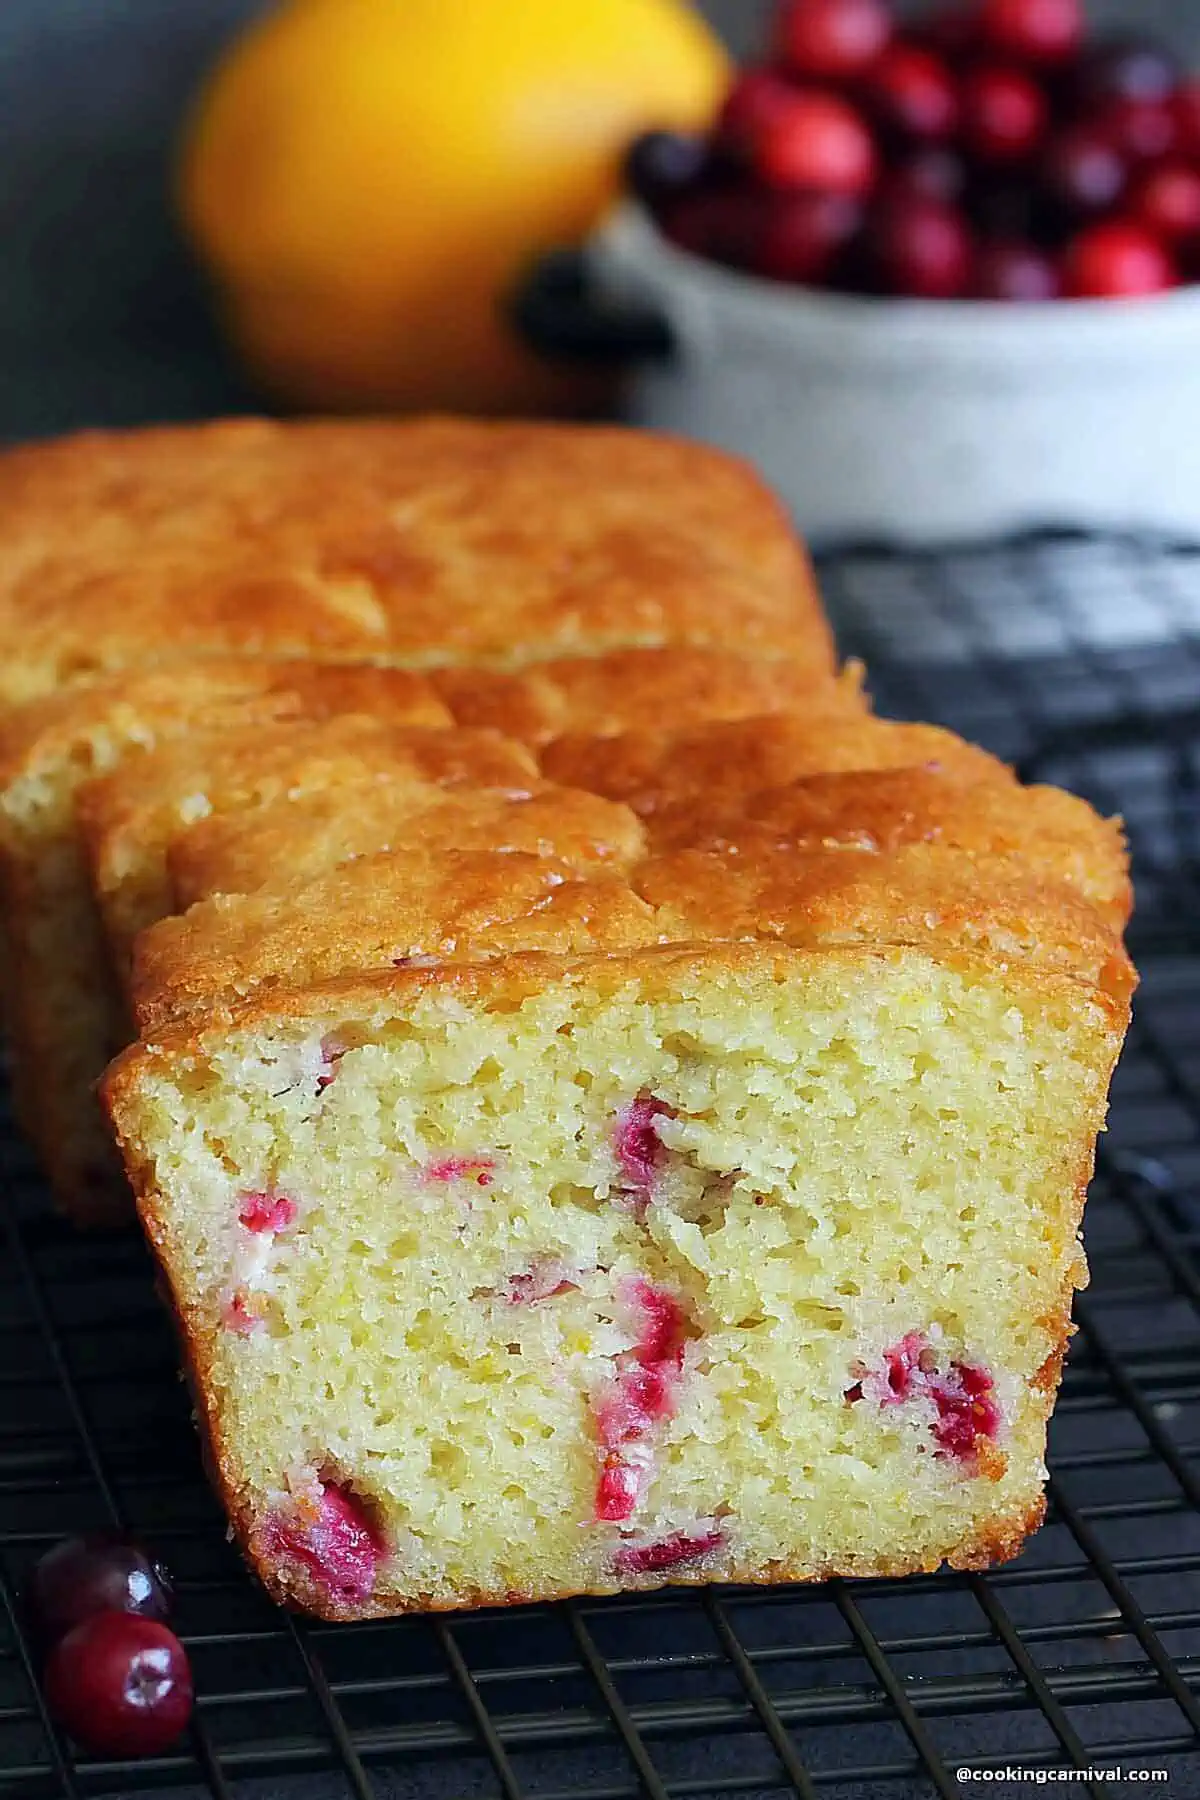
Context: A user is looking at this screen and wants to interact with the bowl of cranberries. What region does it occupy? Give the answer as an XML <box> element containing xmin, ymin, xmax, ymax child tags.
<box><xmin>526</xmin><ymin>0</ymin><xmax>1200</xmax><ymax>543</ymax></box>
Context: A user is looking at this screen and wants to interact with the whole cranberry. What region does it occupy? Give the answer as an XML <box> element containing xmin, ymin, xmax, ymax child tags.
<box><xmin>752</xmin><ymin>190</ymin><xmax>864</xmax><ymax>283</ymax></box>
<box><xmin>1041</xmin><ymin>125</ymin><xmax>1129</xmax><ymax>218</ymax></box>
<box><xmin>1175</xmin><ymin>82</ymin><xmax>1200</xmax><ymax>161</ymax></box>
<box><xmin>981</xmin><ymin>0</ymin><xmax>1082</xmax><ymax>67</ymax></box>
<box><xmin>974</xmin><ymin>238</ymin><xmax>1062</xmax><ymax>299</ymax></box>
<box><xmin>717</xmin><ymin>68</ymin><xmax>799</xmax><ymax>159</ymax></box>
<box><xmin>1133</xmin><ymin>163</ymin><xmax>1200</xmax><ymax>246</ymax></box>
<box><xmin>26</xmin><ymin>1535</ymin><xmax>173</xmax><ymax>1649</ymax></box>
<box><xmin>1096</xmin><ymin>97</ymin><xmax>1178</xmax><ymax>166</ymax></box>
<box><xmin>624</xmin><ymin>132</ymin><xmax>714</xmax><ymax>210</ymax></box>
<box><xmin>961</xmin><ymin>63</ymin><xmax>1048</xmax><ymax>166</ymax></box>
<box><xmin>43</xmin><ymin>1613</ymin><xmax>193</xmax><ymax>1759</ymax></box>
<box><xmin>886</xmin><ymin>146</ymin><xmax>968</xmax><ymax>205</ymax></box>
<box><xmin>865</xmin><ymin>194</ymin><xmax>974</xmax><ymax>298</ymax></box>
<box><xmin>751</xmin><ymin>88</ymin><xmax>878</xmax><ymax>196</ymax></box>
<box><xmin>1062</xmin><ymin>219</ymin><xmax>1179</xmax><ymax>298</ymax></box>
<box><xmin>1072</xmin><ymin>36</ymin><xmax>1181</xmax><ymax>109</ymax></box>
<box><xmin>660</xmin><ymin>187</ymin><xmax>766</xmax><ymax>268</ymax></box>
<box><xmin>867</xmin><ymin>44</ymin><xmax>961</xmax><ymax>144</ymax></box>
<box><xmin>773</xmin><ymin>0</ymin><xmax>892</xmax><ymax>82</ymax></box>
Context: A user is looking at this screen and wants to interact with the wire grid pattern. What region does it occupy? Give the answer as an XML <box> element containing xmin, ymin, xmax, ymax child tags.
<box><xmin>1</xmin><ymin>537</ymin><xmax>1200</xmax><ymax>1800</ymax></box>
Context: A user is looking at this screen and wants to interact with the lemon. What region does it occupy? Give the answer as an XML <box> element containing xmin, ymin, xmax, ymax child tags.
<box><xmin>180</xmin><ymin>0</ymin><xmax>728</xmax><ymax>413</ymax></box>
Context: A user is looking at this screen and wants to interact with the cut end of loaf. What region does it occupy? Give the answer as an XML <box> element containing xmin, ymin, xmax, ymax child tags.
<box><xmin>107</xmin><ymin>945</ymin><xmax>1118</xmax><ymax>1616</ymax></box>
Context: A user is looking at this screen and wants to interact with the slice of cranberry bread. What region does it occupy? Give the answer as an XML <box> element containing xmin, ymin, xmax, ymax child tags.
<box><xmin>78</xmin><ymin>721</ymin><xmax>539</xmax><ymax>987</ymax></box>
<box><xmin>103</xmin><ymin>746</ymin><xmax>1132</xmax><ymax>1617</ymax></box>
<box><xmin>0</xmin><ymin>662</ymin><xmax>452</xmax><ymax>1222</ymax></box>
<box><xmin>431</xmin><ymin>650</ymin><xmax>862</xmax><ymax>747</ymax></box>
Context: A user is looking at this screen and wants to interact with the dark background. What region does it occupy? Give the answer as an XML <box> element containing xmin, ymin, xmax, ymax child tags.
<box><xmin>0</xmin><ymin>0</ymin><xmax>1194</xmax><ymax>441</ymax></box>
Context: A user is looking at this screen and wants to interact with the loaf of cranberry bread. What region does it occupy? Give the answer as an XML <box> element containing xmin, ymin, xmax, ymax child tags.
<box><xmin>0</xmin><ymin>419</ymin><xmax>834</xmax><ymax>705</ymax></box>
<box><xmin>0</xmin><ymin>417</ymin><xmax>847</xmax><ymax>1223</ymax></box>
<box><xmin>103</xmin><ymin>709</ymin><xmax>1132</xmax><ymax>1618</ymax></box>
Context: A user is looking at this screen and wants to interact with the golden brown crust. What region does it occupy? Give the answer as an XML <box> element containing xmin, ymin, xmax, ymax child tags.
<box><xmin>79</xmin><ymin>720</ymin><xmax>540</xmax><ymax>973</ymax></box>
<box><xmin>129</xmin><ymin>823</ymin><xmax>1134</xmax><ymax>1039</ymax></box>
<box><xmin>432</xmin><ymin>650</ymin><xmax>861</xmax><ymax>746</ymax></box>
<box><xmin>131</xmin><ymin>851</ymin><xmax>666</xmax><ymax>1031</ymax></box>
<box><xmin>541</xmin><ymin>713</ymin><xmax>1011</xmax><ymax>816</ymax></box>
<box><xmin>649</xmin><ymin>767</ymin><xmax>1132</xmax><ymax>923</ymax></box>
<box><xmin>637</xmin><ymin>844</ymin><xmax>1136</xmax><ymax>1007</ymax></box>
<box><xmin>0</xmin><ymin>659</ymin><xmax>451</xmax><ymax>796</ymax></box>
<box><xmin>0</xmin><ymin>419</ymin><xmax>832</xmax><ymax>703</ymax></box>
<box><xmin>169</xmin><ymin>780</ymin><xmax>648</xmax><ymax>909</ymax></box>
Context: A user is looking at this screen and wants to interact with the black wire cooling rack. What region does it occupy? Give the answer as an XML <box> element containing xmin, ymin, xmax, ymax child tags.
<box><xmin>3</xmin><ymin>535</ymin><xmax>1200</xmax><ymax>1800</ymax></box>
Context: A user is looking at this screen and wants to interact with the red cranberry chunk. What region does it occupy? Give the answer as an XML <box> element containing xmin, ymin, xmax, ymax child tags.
<box><xmin>222</xmin><ymin>1291</ymin><xmax>264</xmax><ymax>1336</ymax></box>
<box><xmin>613</xmin><ymin>1528</ymin><xmax>726</xmax><ymax>1575</ymax></box>
<box><xmin>596</xmin><ymin>1365</ymin><xmax>676</xmax><ymax>1450</ymax></box>
<box><xmin>424</xmin><ymin>1155</ymin><xmax>495</xmax><ymax>1187</ymax></box>
<box><xmin>316</xmin><ymin>1037</ymin><xmax>345</xmax><ymax>1093</ymax></box>
<box><xmin>44</xmin><ymin>1613</ymin><xmax>193</xmax><ymax>1759</ymax></box>
<box><xmin>596</xmin><ymin>1459</ymin><xmax>645</xmax><ymax>1523</ymax></box>
<box><xmin>929</xmin><ymin>1362</ymin><xmax>1003</xmax><ymax>1461</ymax></box>
<box><xmin>591</xmin><ymin>1282</ymin><xmax>694</xmax><ymax>1523</ymax></box>
<box><xmin>502</xmin><ymin>1259</ymin><xmax>577</xmax><ymax>1306</ymax></box>
<box><xmin>238</xmin><ymin>1191</ymin><xmax>298</xmax><ymax>1233</ymax></box>
<box><xmin>614</xmin><ymin>1095</ymin><xmax>673</xmax><ymax>1200</ymax></box>
<box><xmin>623</xmin><ymin>1276</ymin><xmax>688</xmax><ymax>1369</ymax></box>
<box><xmin>265</xmin><ymin>1481</ymin><xmax>382</xmax><ymax>1603</ymax></box>
<box><xmin>850</xmin><ymin>1334</ymin><xmax>1002</xmax><ymax>1465</ymax></box>
<box><xmin>880</xmin><ymin>1330</ymin><xmax>929</xmax><ymax>1403</ymax></box>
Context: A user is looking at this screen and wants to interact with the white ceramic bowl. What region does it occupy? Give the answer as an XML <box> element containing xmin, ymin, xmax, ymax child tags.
<box><xmin>581</xmin><ymin>202</ymin><xmax>1200</xmax><ymax>548</ymax></box>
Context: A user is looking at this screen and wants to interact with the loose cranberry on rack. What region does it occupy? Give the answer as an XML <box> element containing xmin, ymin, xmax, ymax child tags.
<box><xmin>26</xmin><ymin>1533</ymin><xmax>174</xmax><ymax>1648</ymax></box>
<box><xmin>43</xmin><ymin>1613</ymin><xmax>193</xmax><ymax>1758</ymax></box>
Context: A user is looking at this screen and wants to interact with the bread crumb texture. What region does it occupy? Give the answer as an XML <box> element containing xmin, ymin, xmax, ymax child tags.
<box><xmin>113</xmin><ymin>950</ymin><xmax>1116</xmax><ymax>1615</ymax></box>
